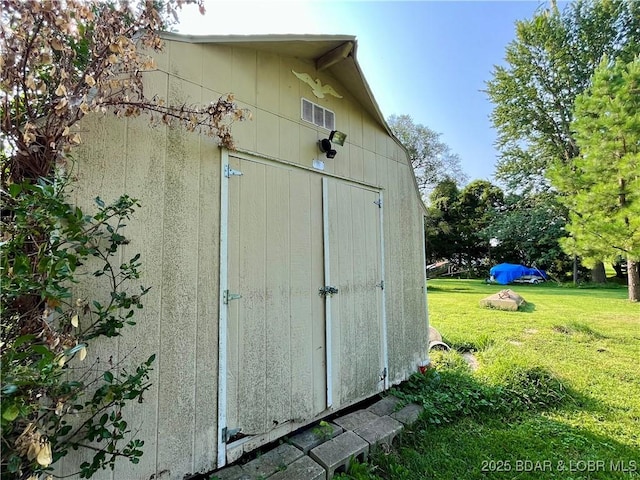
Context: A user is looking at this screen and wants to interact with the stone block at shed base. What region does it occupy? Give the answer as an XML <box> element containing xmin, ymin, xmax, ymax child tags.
<box><xmin>310</xmin><ymin>431</ymin><xmax>369</xmax><ymax>479</ymax></box>
<box><xmin>288</xmin><ymin>422</ymin><xmax>343</xmax><ymax>453</ymax></box>
<box><xmin>332</xmin><ymin>409</ymin><xmax>379</xmax><ymax>431</ymax></box>
<box><xmin>367</xmin><ymin>396</ymin><xmax>401</xmax><ymax>417</ymax></box>
<box><xmin>268</xmin><ymin>455</ymin><xmax>325</xmax><ymax>480</ymax></box>
<box><xmin>390</xmin><ymin>403</ymin><xmax>424</xmax><ymax>426</ymax></box>
<box><xmin>209</xmin><ymin>465</ymin><xmax>252</xmax><ymax>480</ymax></box>
<box><xmin>354</xmin><ymin>415</ymin><xmax>403</xmax><ymax>447</ymax></box>
<box><xmin>240</xmin><ymin>443</ymin><xmax>303</xmax><ymax>478</ymax></box>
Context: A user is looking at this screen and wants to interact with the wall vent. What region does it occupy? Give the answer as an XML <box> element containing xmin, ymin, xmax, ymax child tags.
<box><xmin>301</xmin><ymin>98</ymin><xmax>335</xmax><ymax>131</ymax></box>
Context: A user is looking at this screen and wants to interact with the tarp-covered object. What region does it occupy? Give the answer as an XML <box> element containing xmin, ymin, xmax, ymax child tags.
<box><xmin>490</xmin><ymin>263</ymin><xmax>547</xmax><ymax>285</ymax></box>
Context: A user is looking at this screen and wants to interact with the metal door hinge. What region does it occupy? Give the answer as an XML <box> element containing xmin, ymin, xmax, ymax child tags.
<box><xmin>379</xmin><ymin>367</ymin><xmax>387</xmax><ymax>382</ymax></box>
<box><xmin>374</xmin><ymin>199</ymin><xmax>383</xmax><ymax>208</ymax></box>
<box><xmin>376</xmin><ymin>280</ymin><xmax>384</xmax><ymax>290</ymax></box>
<box><xmin>319</xmin><ymin>286</ymin><xmax>339</xmax><ymax>297</ymax></box>
<box><xmin>222</xmin><ymin>426</ymin><xmax>242</xmax><ymax>442</ymax></box>
<box><xmin>223</xmin><ymin>290</ymin><xmax>242</xmax><ymax>304</ymax></box>
<box><xmin>224</xmin><ymin>164</ymin><xmax>243</xmax><ymax>178</ymax></box>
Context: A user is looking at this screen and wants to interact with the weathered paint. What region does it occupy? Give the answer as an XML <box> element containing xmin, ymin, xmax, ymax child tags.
<box><xmin>70</xmin><ymin>35</ymin><xmax>429</xmax><ymax>480</ymax></box>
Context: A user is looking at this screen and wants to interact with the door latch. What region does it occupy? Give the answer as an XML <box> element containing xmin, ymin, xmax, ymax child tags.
<box><xmin>223</xmin><ymin>290</ymin><xmax>242</xmax><ymax>304</ymax></box>
<box><xmin>319</xmin><ymin>286</ymin><xmax>339</xmax><ymax>297</ymax></box>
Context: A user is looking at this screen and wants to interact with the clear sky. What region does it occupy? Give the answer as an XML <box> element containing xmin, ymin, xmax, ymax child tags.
<box><xmin>176</xmin><ymin>0</ymin><xmax>551</xmax><ymax>184</ymax></box>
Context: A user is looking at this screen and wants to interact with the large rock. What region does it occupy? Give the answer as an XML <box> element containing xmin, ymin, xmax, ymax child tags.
<box><xmin>479</xmin><ymin>289</ymin><xmax>525</xmax><ymax>311</ymax></box>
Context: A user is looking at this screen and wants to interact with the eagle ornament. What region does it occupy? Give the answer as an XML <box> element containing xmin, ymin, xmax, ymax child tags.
<box><xmin>292</xmin><ymin>70</ymin><xmax>343</xmax><ymax>99</ymax></box>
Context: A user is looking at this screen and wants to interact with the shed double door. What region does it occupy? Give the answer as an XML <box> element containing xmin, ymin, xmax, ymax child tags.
<box><xmin>223</xmin><ymin>155</ymin><xmax>386</xmax><ymax>442</ymax></box>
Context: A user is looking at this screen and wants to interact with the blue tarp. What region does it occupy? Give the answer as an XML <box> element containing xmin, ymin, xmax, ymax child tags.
<box><xmin>489</xmin><ymin>263</ymin><xmax>548</xmax><ymax>285</ymax></box>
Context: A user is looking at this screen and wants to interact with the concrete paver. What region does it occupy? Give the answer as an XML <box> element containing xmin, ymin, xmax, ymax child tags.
<box><xmin>331</xmin><ymin>409</ymin><xmax>379</xmax><ymax>431</ymax></box>
<box><xmin>309</xmin><ymin>431</ymin><xmax>369</xmax><ymax>479</ymax></box>
<box><xmin>366</xmin><ymin>396</ymin><xmax>401</xmax><ymax>417</ymax></box>
<box><xmin>210</xmin><ymin>465</ymin><xmax>252</xmax><ymax>480</ymax></box>
<box><xmin>267</xmin><ymin>455</ymin><xmax>325</xmax><ymax>480</ymax></box>
<box><xmin>288</xmin><ymin>422</ymin><xmax>343</xmax><ymax>453</ymax></box>
<box><xmin>209</xmin><ymin>401</ymin><xmax>424</xmax><ymax>479</ymax></box>
<box><xmin>353</xmin><ymin>415</ymin><xmax>403</xmax><ymax>447</ymax></box>
<box><xmin>240</xmin><ymin>444</ymin><xmax>303</xmax><ymax>479</ymax></box>
<box><xmin>390</xmin><ymin>403</ymin><xmax>423</xmax><ymax>426</ymax></box>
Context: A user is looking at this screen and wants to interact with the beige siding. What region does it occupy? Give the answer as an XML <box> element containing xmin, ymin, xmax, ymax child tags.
<box><xmin>278</xmin><ymin>117</ymin><xmax>301</xmax><ymax>163</ymax></box>
<box><xmin>72</xmin><ymin>37</ymin><xmax>428</xmax><ymax>480</ymax></box>
<box><xmin>202</xmin><ymin>44</ymin><xmax>233</xmax><ymax>94</ymax></box>
<box><xmin>194</xmin><ymin>134</ymin><xmax>221</xmax><ymax>471</ymax></box>
<box><xmin>324</xmin><ymin>179</ymin><xmax>385</xmax><ymax>405</ymax></box>
<box><xmin>256</xmin><ymin>50</ymin><xmax>280</xmax><ymax>111</ymax></box>
<box><xmin>256</xmin><ymin>109</ymin><xmax>280</xmax><ymax>158</ymax></box>
<box><xmin>114</xmin><ymin>112</ymin><xmax>168</xmax><ymax>479</ymax></box>
<box><xmin>63</xmin><ymin>113</ymin><xmax>128</xmax><ymax>480</ymax></box>
<box><xmin>289</xmin><ymin>169</ymin><xmax>326</xmax><ymax>417</ymax></box>
<box><xmin>69</xmin><ymin>71</ymin><xmax>223</xmax><ymax>480</ymax></box>
<box><xmin>226</xmin><ymin>156</ymin><xmax>326</xmax><ymax>436</ymax></box>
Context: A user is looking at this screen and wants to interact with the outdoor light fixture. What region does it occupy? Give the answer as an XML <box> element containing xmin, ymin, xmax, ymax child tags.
<box><xmin>329</xmin><ymin>130</ymin><xmax>347</xmax><ymax>146</ymax></box>
<box><xmin>318</xmin><ymin>138</ymin><xmax>337</xmax><ymax>159</ymax></box>
<box><xmin>318</xmin><ymin>130</ymin><xmax>347</xmax><ymax>159</ymax></box>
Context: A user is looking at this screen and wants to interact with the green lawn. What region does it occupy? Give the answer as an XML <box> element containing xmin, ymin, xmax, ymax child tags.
<box><xmin>339</xmin><ymin>279</ymin><xmax>640</xmax><ymax>480</ymax></box>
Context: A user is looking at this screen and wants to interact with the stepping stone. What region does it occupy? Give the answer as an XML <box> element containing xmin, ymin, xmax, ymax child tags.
<box><xmin>268</xmin><ymin>455</ymin><xmax>325</xmax><ymax>480</ymax></box>
<box><xmin>332</xmin><ymin>409</ymin><xmax>379</xmax><ymax>431</ymax></box>
<box><xmin>367</xmin><ymin>396</ymin><xmax>401</xmax><ymax>416</ymax></box>
<box><xmin>289</xmin><ymin>422</ymin><xmax>343</xmax><ymax>453</ymax></box>
<box><xmin>390</xmin><ymin>403</ymin><xmax>423</xmax><ymax>426</ymax></box>
<box><xmin>240</xmin><ymin>443</ymin><xmax>303</xmax><ymax>478</ymax></box>
<box><xmin>310</xmin><ymin>431</ymin><xmax>369</xmax><ymax>479</ymax></box>
<box><xmin>354</xmin><ymin>415</ymin><xmax>403</xmax><ymax>447</ymax></box>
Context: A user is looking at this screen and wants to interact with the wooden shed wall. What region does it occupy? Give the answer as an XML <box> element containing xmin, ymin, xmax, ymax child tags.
<box><xmin>68</xmin><ymin>38</ymin><xmax>429</xmax><ymax>480</ymax></box>
<box><xmin>69</xmin><ymin>92</ymin><xmax>224</xmax><ymax>480</ymax></box>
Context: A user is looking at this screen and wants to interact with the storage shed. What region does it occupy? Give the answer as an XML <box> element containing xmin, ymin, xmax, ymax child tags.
<box><xmin>70</xmin><ymin>34</ymin><xmax>430</xmax><ymax>480</ymax></box>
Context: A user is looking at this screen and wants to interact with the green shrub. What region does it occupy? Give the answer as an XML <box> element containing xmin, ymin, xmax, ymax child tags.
<box><xmin>392</xmin><ymin>349</ymin><xmax>570</xmax><ymax>426</ymax></box>
<box><xmin>391</xmin><ymin>368</ymin><xmax>507</xmax><ymax>425</ymax></box>
<box><xmin>1</xmin><ymin>178</ymin><xmax>153</xmax><ymax>478</ymax></box>
<box><xmin>333</xmin><ymin>459</ymin><xmax>383</xmax><ymax>480</ymax></box>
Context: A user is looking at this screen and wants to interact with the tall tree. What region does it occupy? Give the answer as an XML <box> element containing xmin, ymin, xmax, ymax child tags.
<box><xmin>484</xmin><ymin>192</ymin><xmax>574</xmax><ymax>278</ymax></box>
<box><xmin>425</xmin><ymin>179</ymin><xmax>504</xmax><ymax>275</ymax></box>
<box><xmin>424</xmin><ymin>178</ymin><xmax>460</xmax><ymax>265</ymax></box>
<box><xmin>486</xmin><ymin>0</ymin><xmax>640</xmax><ymax>192</ymax></box>
<box><xmin>550</xmin><ymin>57</ymin><xmax>640</xmax><ymax>301</ymax></box>
<box><xmin>455</xmin><ymin>180</ymin><xmax>505</xmax><ymax>271</ymax></box>
<box><xmin>387</xmin><ymin>114</ymin><xmax>468</xmax><ymax>198</ymax></box>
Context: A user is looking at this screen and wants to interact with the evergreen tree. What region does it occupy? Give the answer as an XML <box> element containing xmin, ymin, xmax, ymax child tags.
<box><xmin>550</xmin><ymin>57</ymin><xmax>640</xmax><ymax>301</ymax></box>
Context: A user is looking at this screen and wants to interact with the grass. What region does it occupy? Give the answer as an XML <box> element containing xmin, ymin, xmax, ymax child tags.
<box><xmin>335</xmin><ymin>279</ymin><xmax>640</xmax><ymax>480</ymax></box>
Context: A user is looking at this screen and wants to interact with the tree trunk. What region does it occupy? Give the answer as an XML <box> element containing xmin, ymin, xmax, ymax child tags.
<box><xmin>591</xmin><ymin>261</ymin><xmax>606</xmax><ymax>283</ymax></box>
<box><xmin>573</xmin><ymin>255</ymin><xmax>579</xmax><ymax>285</ymax></box>
<box><xmin>627</xmin><ymin>259</ymin><xmax>639</xmax><ymax>302</ymax></box>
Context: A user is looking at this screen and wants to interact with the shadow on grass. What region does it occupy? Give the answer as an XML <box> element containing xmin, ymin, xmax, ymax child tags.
<box><xmin>372</xmin><ymin>415</ymin><xmax>640</xmax><ymax>480</ymax></box>
<box><xmin>476</xmin><ymin>301</ymin><xmax>537</xmax><ymax>313</ymax></box>
<box><xmin>427</xmin><ymin>279</ymin><xmax>629</xmax><ymax>300</ymax></box>
<box><xmin>427</xmin><ymin>286</ymin><xmax>480</xmax><ymax>293</ymax></box>
<box><xmin>551</xmin><ymin>321</ymin><xmax>608</xmax><ymax>339</ymax></box>
<box><xmin>519</xmin><ymin>302</ymin><xmax>536</xmax><ymax>313</ymax></box>
<box><xmin>369</xmin><ymin>367</ymin><xmax>636</xmax><ymax>480</ymax></box>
